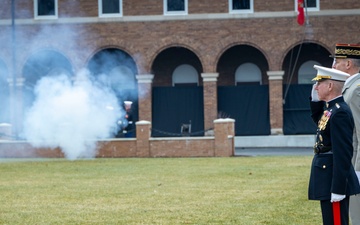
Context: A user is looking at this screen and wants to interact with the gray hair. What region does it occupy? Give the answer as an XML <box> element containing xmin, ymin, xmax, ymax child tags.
<box><xmin>350</xmin><ymin>58</ymin><xmax>360</xmax><ymax>70</ymax></box>
<box><xmin>331</xmin><ymin>80</ymin><xmax>345</xmax><ymax>95</ymax></box>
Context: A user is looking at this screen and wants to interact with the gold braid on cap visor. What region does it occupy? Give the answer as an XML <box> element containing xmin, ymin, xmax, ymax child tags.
<box><xmin>335</xmin><ymin>48</ymin><xmax>360</xmax><ymax>58</ymax></box>
<box><xmin>312</xmin><ymin>75</ymin><xmax>331</xmax><ymax>81</ymax></box>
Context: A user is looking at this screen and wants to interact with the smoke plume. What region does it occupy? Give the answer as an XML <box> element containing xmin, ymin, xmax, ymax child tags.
<box><xmin>22</xmin><ymin>69</ymin><xmax>123</xmax><ymax>160</ymax></box>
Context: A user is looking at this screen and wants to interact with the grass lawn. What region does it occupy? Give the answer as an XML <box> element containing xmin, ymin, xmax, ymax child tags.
<box><xmin>0</xmin><ymin>156</ymin><xmax>321</xmax><ymax>225</ymax></box>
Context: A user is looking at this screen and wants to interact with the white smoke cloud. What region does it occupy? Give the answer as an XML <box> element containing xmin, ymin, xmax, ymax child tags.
<box><xmin>22</xmin><ymin>69</ymin><xmax>123</xmax><ymax>160</ymax></box>
<box><xmin>1</xmin><ymin>11</ymin><xmax>141</xmax><ymax>158</ymax></box>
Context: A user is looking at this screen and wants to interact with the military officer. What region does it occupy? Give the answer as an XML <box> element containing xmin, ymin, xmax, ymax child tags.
<box><xmin>123</xmin><ymin>101</ymin><xmax>135</xmax><ymax>137</ymax></box>
<box><xmin>115</xmin><ymin>101</ymin><xmax>135</xmax><ymax>138</ymax></box>
<box><xmin>309</xmin><ymin>65</ymin><xmax>360</xmax><ymax>225</ymax></box>
<box><xmin>331</xmin><ymin>43</ymin><xmax>360</xmax><ymax>225</ymax></box>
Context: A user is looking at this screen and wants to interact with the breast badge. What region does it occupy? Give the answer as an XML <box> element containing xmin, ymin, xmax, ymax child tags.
<box><xmin>318</xmin><ymin>110</ymin><xmax>332</xmax><ymax>130</ymax></box>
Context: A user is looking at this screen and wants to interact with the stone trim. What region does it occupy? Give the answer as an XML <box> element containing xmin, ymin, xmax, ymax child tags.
<box><xmin>214</xmin><ymin>118</ymin><xmax>235</xmax><ymax>123</ymax></box>
<box><xmin>7</xmin><ymin>77</ymin><xmax>25</xmax><ymax>87</ymax></box>
<box><xmin>201</xmin><ymin>73</ymin><xmax>219</xmax><ymax>82</ymax></box>
<box><xmin>271</xmin><ymin>128</ymin><xmax>284</xmax><ymax>135</ymax></box>
<box><xmin>136</xmin><ymin>74</ymin><xmax>154</xmax><ymax>83</ymax></box>
<box><xmin>1</xmin><ymin>9</ymin><xmax>360</xmax><ymax>25</ymax></box>
<box><xmin>267</xmin><ymin>71</ymin><xmax>284</xmax><ymax>80</ymax></box>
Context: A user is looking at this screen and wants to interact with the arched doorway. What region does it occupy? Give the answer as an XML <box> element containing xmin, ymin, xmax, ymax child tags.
<box><xmin>87</xmin><ymin>48</ymin><xmax>139</xmax><ymax>137</ymax></box>
<box><xmin>87</xmin><ymin>48</ymin><xmax>138</xmax><ymax>99</ymax></box>
<box><xmin>151</xmin><ymin>47</ymin><xmax>204</xmax><ymax>137</ymax></box>
<box><xmin>217</xmin><ymin>44</ymin><xmax>270</xmax><ymax>135</ymax></box>
<box><xmin>22</xmin><ymin>49</ymin><xmax>73</xmax><ymax>115</ymax></box>
<box><xmin>282</xmin><ymin>42</ymin><xmax>331</xmax><ymax>134</ymax></box>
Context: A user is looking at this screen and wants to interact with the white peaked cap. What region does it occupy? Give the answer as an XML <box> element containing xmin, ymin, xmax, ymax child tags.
<box><xmin>312</xmin><ymin>65</ymin><xmax>350</xmax><ymax>82</ymax></box>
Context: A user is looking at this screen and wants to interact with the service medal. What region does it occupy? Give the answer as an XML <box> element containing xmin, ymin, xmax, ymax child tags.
<box><xmin>318</xmin><ymin>110</ymin><xmax>331</xmax><ymax>130</ymax></box>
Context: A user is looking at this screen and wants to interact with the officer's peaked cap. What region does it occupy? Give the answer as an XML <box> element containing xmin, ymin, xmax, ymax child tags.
<box><xmin>330</xmin><ymin>43</ymin><xmax>360</xmax><ymax>59</ymax></box>
<box><xmin>312</xmin><ymin>65</ymin><xmax>350</xmax><ymax>82</ymax></box>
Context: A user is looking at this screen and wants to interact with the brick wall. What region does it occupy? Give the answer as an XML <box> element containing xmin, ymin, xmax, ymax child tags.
<box><xmin>189</xmin><ymin>0</ymin><xmax>228</xmax><ymax>14</ymax></box>
<box><xmin>254</xmin><ymin>1</ymin><xmax>294</xmax><ymax>12</ymax></box>
<box><xmin>136</xmin><ymin>77</ymin><xmax>153</xmax><ymax>122</ymax></box>
<box><xmin>1</xmin><ymin>1</ymin><xmax>360</xmax><ymax>136</ymax></box>
<box><xmin>3</xmin><ymin>9</ymin><xmax>360</xmax><ymax>77</ymax></box>
<box><xmin>124</xmin><ymin>0</ymin><xmax>162</xmax><ymax>16</ymax></box>
<box><xmin>202</xmin><ymin>75</ymin><xmax>218</xmax><ymax>131</ymax></box>
<box><xmin>150</xmin><ymin>139</ymin><xmax>215</xmax><ymax>157</ymax></box>
<box><xmin>0</xmin><ymin>119</ymin><xmax>235</xmax><ymax>158</ymax></box>
<box><xmin>268</xmin><ymin>72</ymin><xmax>284</xmax><ymax>134</ymax></box>
<box><xmin>3</xmin><ymin>0</ymin><xmax>360</xmax><ymax>20</ymax></box>
<box><xmin>97</xmin><ymin>140</ymin><xmax>137</xmax><ymax>157</ymax></box>
<box><xmin>60</xmin><ymin>0</ymin><xmax>98</xmax><ymax>17</ymax></box>
<box><xmin>269</xmin><ymin>79</ymin><xmax>284</xmax><ymax>132</ymax></box>
<box><xmin>321</xmin><ymin>0</ymin><xmax>360</xmax><ymax>9</ymax></box>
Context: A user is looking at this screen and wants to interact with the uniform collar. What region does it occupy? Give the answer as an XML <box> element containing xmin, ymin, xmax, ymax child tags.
<box><xmin>344</xmin><ymin>73</ymin><xmax>360</xmax><ymax>86</ymax></box>
<box><xmin>326</xmin><ymin>96</ymin><xmax>343</xmax><ymax>108</ymax></box>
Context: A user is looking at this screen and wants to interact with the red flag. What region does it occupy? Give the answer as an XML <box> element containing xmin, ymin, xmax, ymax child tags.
<box><xmin>297</xmin><ymin>0</ymin><xmax>305</xmax><ymax>25</ymax></box>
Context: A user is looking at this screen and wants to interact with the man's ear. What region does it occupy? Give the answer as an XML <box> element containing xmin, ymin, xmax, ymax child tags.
<box><xmin>346</xmin><ymin>59</ymin><xmax>352</xmax><ymax>69</ymax></box>
<box><xmin>328</xmin><ymin>81</ymin><xmax>333</xmax><ymax>91</ymax></box>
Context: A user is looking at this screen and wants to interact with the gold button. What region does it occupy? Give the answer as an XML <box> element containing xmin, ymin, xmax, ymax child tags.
<box><xmin>323</xmin><ymin>165</ymin><xmax>326</xmax><ymax>169</ymax></box>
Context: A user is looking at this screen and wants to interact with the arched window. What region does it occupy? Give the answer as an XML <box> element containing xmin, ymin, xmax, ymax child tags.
<box><xmin>172</xmin><ymin>64</ymin><xmax>199</xmax><ymax>86</ymax></box>
<box><xmin>235</xmin><ymin>62</ymin><xmax>262</xmax><ymax>85</ymax></box>
<box><xmin>298</xmin><ymin>60</ymin><xmax>321</xmax><ymax>84</ymax></box>
<box><xmin>46</xmin><ymin>67</ymin><xmax>72</xmax><ymax>77</ymax></box>
<box><xmin>109</xmin><ymin>65</ymin><xmax>137</xmax><ymax>90</ymax></box>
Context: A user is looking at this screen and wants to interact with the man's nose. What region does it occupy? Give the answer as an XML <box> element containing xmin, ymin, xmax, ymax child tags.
<box><xmin>332</xmin><ymin>59</ymin><xmax>336</xmax><ymax>68</ymax></box>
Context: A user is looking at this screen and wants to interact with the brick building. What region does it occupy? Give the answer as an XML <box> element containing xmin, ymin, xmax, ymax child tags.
<box><xmin>1</xmin><ymin>0</ymin><xmax>360</xmax><ymax>139</ymax></box>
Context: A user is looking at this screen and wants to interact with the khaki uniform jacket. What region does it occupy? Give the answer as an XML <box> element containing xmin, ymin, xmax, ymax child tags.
<box><xmin>342</xmin><ymin>73</ymin><xmax>360</xmax><ymax>171</ymax></box>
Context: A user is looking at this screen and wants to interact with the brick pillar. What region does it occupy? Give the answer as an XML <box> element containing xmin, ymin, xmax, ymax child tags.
<box><xmin>0</xmin><ymin>123</ymin><xmax>12</xmax><ymax>140</ymax></box>
<box><xmin>267</xmin><ymin>71</ymin><xmax>284</xmax><ymax>135</ymax></box>
<box><xmin>201</xmin><ymin>73</ymin><xmax>219</xmax><ymax>133</ymax></box>
<box><xmin>136</xmin><ymin>120</ymin><xmax>151</xmax><ymax>157</ymax></box>
<box><xmin>214</xmin><ymin>118</ymin><xmax>235</xmax><ymax>157</ymax></box>
<box><xmin>136</xmin><ymin>74</ymin><xmax>154</xmax><ymax>122</ymax></box>
<box><xmin>8</xmin><ymin>77</ymin><xmax>24</xmax><ymax>139</ymax></box>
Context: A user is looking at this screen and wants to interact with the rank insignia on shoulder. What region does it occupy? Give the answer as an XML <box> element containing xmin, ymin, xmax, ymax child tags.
<box><xmin>336</xmin><ymin>103</ymin><xmax>340</xmax><ymax>108</ymax></box>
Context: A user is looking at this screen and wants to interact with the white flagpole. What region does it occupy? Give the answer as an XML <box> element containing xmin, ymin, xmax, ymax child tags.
<box><xmin>304</xmin><ymin>0</ymin><xmax>309</xmax><ymax>25</ymax></box>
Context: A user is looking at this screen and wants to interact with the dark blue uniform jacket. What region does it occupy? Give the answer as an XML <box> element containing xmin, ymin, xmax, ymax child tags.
<box><xmin>308</xmin><ymin>96</ymin><xmax>360</xmax><ymax>200</ymax></box>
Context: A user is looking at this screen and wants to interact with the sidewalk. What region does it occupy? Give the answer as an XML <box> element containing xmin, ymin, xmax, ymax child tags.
<box><xmin>235</xmin><ymin>135</ymin><xmax>315</xmax><ymax>148</ymax></box>
<box><xmin>235</xmin><ymin>147</ymin><xmax>313</xmax><ymax>156</ymax></box>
